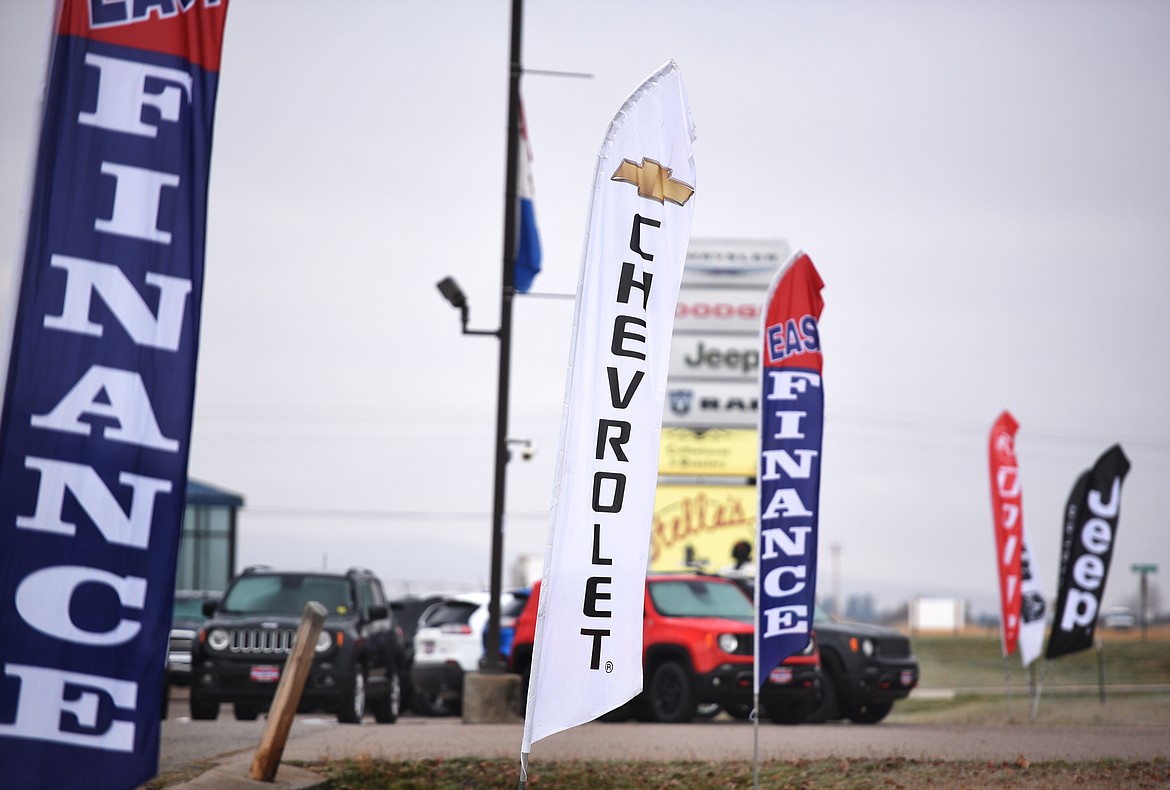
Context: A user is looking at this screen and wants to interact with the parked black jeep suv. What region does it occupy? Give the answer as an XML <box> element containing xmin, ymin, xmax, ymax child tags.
<box><xmin>189</xmin><ymin>566</ymin><xmax>406</xmax><ymax>723</ymax></box>
<box><xmin>805</xmin><ymin>605</ymin><xmax>918</xmax><ymax>724</ymax></box>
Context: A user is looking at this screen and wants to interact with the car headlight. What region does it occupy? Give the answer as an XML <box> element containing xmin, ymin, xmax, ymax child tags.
<box><xmin>717</xmin><ymin>633</ymin><xmax>739</xmax><ymax>653</ymax></box>
<box><xmin>315</xmin><ymin>631</ymin><xmax>334</xmax><ymax>653</ymax></box>
<box><xmin>861</xmin><ymin>638</ymin><xmax>874</xmax><ymax>657</ymax></box>
<box><xmin>206</xmin><ymin>628</ymin><xmax>230</xmax><ymax>652</ymax></box>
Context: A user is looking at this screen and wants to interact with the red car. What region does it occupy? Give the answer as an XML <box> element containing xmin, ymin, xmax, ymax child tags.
<box><xmin>509</xmin><ymin>573</ymin><xmax>820</xmax><ymax>723</ymax></box>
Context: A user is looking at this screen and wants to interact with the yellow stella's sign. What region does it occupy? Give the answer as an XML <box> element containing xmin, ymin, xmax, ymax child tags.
<box><xmin>650</xmin><ymin>484</ymin><xmax>756</xmax><ymax>572</ymax></box>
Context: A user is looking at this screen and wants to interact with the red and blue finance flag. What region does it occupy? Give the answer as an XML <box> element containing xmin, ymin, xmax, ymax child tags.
<box><xmin>755</xmin><ymin>251</ymin><xmax>824</xmax><ymax>687</ymax></box>
<box><xmin>0</xmin><ymin>2</ymin><xmax>229</xmax><ymax>787</ymax></box>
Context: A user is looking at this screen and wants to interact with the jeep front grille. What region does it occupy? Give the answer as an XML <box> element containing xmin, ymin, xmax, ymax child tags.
<box><xmin>877</xmin><ymin>636</ymin><xmax>911</xmax><ymax>659</ymax></box>
<box><xmin>227</xmin><ymin>628</ymin><xmax>296</xmax><ymax>655</ymax></box>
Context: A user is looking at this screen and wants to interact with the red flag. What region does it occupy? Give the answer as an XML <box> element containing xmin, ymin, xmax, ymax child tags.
<box><xmin>989</xmin><ymin>411</ymin><xmax>1023</xmax><ymax>658</ymax></box>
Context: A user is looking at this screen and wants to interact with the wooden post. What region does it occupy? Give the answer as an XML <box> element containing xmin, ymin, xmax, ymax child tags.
<box><xmin>250</xmin><ymin>601</ymin><xmax>327</xmax><ymax>782</ymax></box>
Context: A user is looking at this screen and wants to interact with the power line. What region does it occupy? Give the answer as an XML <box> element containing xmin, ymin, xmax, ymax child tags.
<box><xmin>243</xmin><ymin>505</ymin><xmax>549</xmax><ymax>521</ymax></box>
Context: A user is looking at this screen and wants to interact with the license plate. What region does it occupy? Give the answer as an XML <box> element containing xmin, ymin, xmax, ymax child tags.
<box><xmin>768</xmin><ymin>667</ymin><xmax>793</xmax><ymax>685</ymax></box>
<box><xmin>901</xmin><ymin>670</ymin><xmax>914</xmax><ymax>686</ymax></box>
<box><xmin>250</xmin><ymin>665</ymin><xmax>280</xmax><ymax>683</ymax></box>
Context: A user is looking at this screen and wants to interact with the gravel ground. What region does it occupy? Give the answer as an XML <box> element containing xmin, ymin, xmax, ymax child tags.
<box><xmin>157</xmin><ymin>691</ymin><xmax>1170</xmax><ymax>776</ymax></box>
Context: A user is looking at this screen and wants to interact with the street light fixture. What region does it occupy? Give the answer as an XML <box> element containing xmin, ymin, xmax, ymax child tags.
<box><xmin>436</xmin><ymin>276</ymin><xmax>498</xmax><ymax>338</ymax></box>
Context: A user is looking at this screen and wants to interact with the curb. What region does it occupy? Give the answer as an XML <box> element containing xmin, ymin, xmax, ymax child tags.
<box><xmin>165</xmin><ymin>759</ymin><xmax>327</xmax><ymax>789</ymax></box>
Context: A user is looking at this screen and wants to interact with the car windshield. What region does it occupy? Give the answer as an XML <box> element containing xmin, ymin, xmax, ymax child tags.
<box><xmin>220</xmin><ymin>574</ymin><xmax>355</xmax><ymax>617</ymax></box>
<box><xmin>173</xmin><ymin>597</ymin><xmax>212</xmax><ymax>620</ymax></box>
<box><xmin>502</xmin><ymin>595</ymin><xmax>529</xmax><ymax>618</ymax></box>
<box><xmin>420</xmin><ymin>600</ymin><xmax>480</xmax><ymax>627</ymax></box>
<box><xmin>649</xmin><ymin>579</ymin><xmax>753</xmax><ymax>621</ymax></box>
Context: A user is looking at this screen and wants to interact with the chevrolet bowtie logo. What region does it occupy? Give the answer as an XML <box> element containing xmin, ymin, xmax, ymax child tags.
<box><xmin>611</xmin><ymin>157</ymin><xmax>694</xmax><ymax>206</ymax></box>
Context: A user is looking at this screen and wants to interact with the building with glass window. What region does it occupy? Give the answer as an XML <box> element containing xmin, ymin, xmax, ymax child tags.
<box><xmin>176</xmin><ymin>480</ymin><xmax>243</xmax><ymax>592</ymax></box>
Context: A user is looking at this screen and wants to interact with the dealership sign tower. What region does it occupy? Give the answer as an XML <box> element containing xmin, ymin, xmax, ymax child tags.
<box><xmin>652</xmin><ymin>239</ymin><xmax>790</xmax><ymax>574</ymax></box>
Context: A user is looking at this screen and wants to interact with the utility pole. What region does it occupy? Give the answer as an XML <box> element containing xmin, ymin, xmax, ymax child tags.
<box><xmin>1131</xmin><ymin>563</ymin><xmax>1158</xmax><ymax>642</ymax></box>
<box><xmin>480</xmin><ymin>0</ymin><xmax>526</xmax><ymax>674</ymax></box>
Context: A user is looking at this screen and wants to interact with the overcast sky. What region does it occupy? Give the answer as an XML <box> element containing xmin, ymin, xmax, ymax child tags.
<box><xmin>2</xmin><ymin>1</ymin><xmax>1168</xmax><ymax>619</ymax></box>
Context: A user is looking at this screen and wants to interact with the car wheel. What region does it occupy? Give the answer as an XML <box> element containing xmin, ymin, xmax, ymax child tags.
<box><xmin>189</xmin><ymin>691</ymin><xmax>218</xmax><ymax>721</ymax></box>
<box><xmin>337</xmin><ymin>668</ymin><xmax>367</xmax><ymax>724</ymax></box>
<box><xmin>846</xmin><ymin>700</ymin><xmax>892</xmax><ymax>724</ymax></box>
<box><xmin>598</xmin><ymin>699</ymin><xmax>635</xmax><ymax>722</ymax></box>
<box><xmin>401</xmin><ymin>668</ymin><xmax>416</xmax><ymax>712</ymax></box>
<box><xmin>233</xmin><ymin>703</ymin><xmax>259</xmax><ymax>721</ymax></box>
<box><xmin>649</xmin><ymin>661</ymin><xmax>696</xmax><ymax>723</ymax></box>
<box><xmin>766</xmin><ymin>701</ymin><xmax>808</xmax><ymax>725</ymax></box>
<box><xmin>805</xmin><ymin>669</ymin><xmax>841</xmax><ymax>723</ymax></box>
<box><xmin>371</xmin><ymin>667</ymin><xmax>401</xmax><ymax>724</ymax></box>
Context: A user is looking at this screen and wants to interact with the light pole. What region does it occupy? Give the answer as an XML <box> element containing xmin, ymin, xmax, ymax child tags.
<box><xmin>434</xmin><ymin>0</ymin><xmax>526</xmax><ymax>677</ymax></box>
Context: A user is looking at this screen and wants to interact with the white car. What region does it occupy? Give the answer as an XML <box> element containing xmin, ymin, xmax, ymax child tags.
<box><xmin>411</xmin><ymin>590</ymin><xmax>523</xmax><ymax>715</ymax></box>
<box><xmin>1101</xmin><ymin>606</ymin><xmax>1136</xmax><ymax>630</ymax></box>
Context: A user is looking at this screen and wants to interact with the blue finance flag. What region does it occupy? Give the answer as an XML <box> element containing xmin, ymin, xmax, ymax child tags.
<box><xmin>0</xmin><ymin>2</ymin><xmax>229</xmax><ymax>787</ymax></box>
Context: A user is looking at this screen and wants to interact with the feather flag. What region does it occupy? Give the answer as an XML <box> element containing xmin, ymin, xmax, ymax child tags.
<box><xmin>755</xmin><ymin>251</ymin><xmax>824</xmax><ymax>685</ymax></box>
<box><xmin>988</xmin><ymin>411</ymin><xmax>1047</xmax><ymax>667</ymax></box>
<box><xmin>0</xmin><ymin>1</ymin><xmax>229</xmax><ymax>787</ymax></box>
<box><xmin>1046</xmin><ymin>445</ymin><xmax>1130</xmax><ymax>660</ymax></box>
<box><xmin>513</xmin><ymin>101</ymin><xmax>542</xmax><ymax>293</ymax></box>
<box><xmin>520</xmin><ymin>61</ymin><xmax>696</xmax><ymax>764</ymax></box>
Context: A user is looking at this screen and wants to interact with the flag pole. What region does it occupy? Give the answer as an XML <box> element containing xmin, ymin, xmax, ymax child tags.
<box><xmin>484</xmin><ymin>0</ymin><xmax>525</xmax><ymax>679</ymax></box>
<box><xmin>1002</xmin><ymin>656</ymin><xmax>1014</xmax><ymax>722</ymax></box>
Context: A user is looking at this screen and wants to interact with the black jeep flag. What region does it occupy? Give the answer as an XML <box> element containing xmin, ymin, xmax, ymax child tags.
<box><xmin>1045</xmin><ymin>445</ymin><xmax>1130</xmax><ymax>660</ymax></box>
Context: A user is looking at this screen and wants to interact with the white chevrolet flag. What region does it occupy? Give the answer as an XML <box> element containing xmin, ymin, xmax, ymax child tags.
<box><xmin>521</xmin><ymin>61</ymin><xmax>696</xmax><ymax>758</ymax></box>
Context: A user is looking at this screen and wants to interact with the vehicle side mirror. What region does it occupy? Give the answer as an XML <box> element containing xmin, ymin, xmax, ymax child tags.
<box><xmin>368</xmin><ymin>603</ymin><xmax>389</xmax><ymax>621</ymax></box>
<box><xmin>202</xmin><ymin>600</ymin><xmax>217</xmax><ymax>617</ymax></box>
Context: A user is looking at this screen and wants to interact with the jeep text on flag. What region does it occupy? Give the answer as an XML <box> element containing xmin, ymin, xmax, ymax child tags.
<box><xmin>755</xmin><ymin>251</ymin><xmax>823</xmax><ymax>686</ymax></box>
<box><xmin>988</xmin><ymin>411</ymin><xmax>1047</xmax><ymax>667</ymax></box>
<box><xmin>521</xmin><ymin>61</ymin><xmax>696</xmax><ymax>756</ymax></box>
<box><xmin>0</xmin><ymin>2</ymin><xmax>228</xmax><ymax>788</ymax></box>
<box><xmin>1045</xmin><ymin>444</ymin><xmax>1130</xmax><ymax>660</ymax></box>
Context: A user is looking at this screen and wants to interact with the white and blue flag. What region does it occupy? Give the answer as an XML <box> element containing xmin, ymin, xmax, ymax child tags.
<box><xmin>513</xmin><ymin>101</ymin><xmax>542</xmax><ymax>293</ymax></box>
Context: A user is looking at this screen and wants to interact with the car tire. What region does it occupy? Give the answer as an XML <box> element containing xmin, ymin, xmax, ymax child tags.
<box><xmin>189</xmin><ymin>691</ymin><xmax>218</xmax><ymax>721</ymax></box>
<box><xmin>371</xmin><ymin>667</ymin><xmax>401</xmax><ymax>724</ymax></box>
<box><xmin>766</xmin><ymin>701</ymin><xmax>808</xmax><ymax>725</ymax></box>
<box><xmin>845</xmin><ymin>700</ymin><xmax>892</xmax><ymax>724</ymax></box>
<box><xmin>233</xmin><ymin>703</ymin><xmax>259</xmax><ymax>721</ymax></box>
<box><xmin>648</xmin><ymin>661</ymin><xmax>697</xmax><ymax>723</ymax></box>
<box><xmin>337</xmin><ymin>668</ymin><xmax>367</xmax><ymax>724</ymax></box>
<box><xmin>598</xmin><ymin>699</ymin><xmax>635</xmax><ymax>722</ymax></box>
<box><xmin>805</xmin><ymin>668</ymin><xmax>842</xmax><ymax>723</ymax></box>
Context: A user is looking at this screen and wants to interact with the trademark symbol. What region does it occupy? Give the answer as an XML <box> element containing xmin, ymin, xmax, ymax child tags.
<box><xmin>605</xmin><ymin>661</ymin><xmax>614</xmax><ymax>673</ymax></box>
